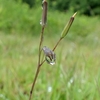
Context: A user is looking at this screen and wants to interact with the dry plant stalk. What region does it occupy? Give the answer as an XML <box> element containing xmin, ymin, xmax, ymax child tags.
<box><xmin>29</xmin><ymin>0</ymin><xmax>77</xmax><ymax>100</ymax></box>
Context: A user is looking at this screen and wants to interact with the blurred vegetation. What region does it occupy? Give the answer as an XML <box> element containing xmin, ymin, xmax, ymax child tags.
<box><xmin>49</xmin><ymin>0</ymin><xmax>100</xmax><ymax>16</ymax></box>
<box><xmin>0</xmin><ymin>0</ymin><xmax>100</xmax><ymax>100</ymax></box>
<box><xmin>0</xmin><ymin>0</ymin><xmax>99</xmax><ymax>39</ymax></box>
<box><xmin>21</xmin><ymin>0</ymin><xmax>100</xmax><ymax>16</ymax></box>
<box><xmin>0</xmin><ymin>0</ymin><xmax>37</xmax><ymax>34</ymax></box>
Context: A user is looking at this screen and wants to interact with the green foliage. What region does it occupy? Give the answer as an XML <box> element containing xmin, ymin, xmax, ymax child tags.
<box><xmin>0</xmin><ymin>0</ymin><xmax>100</xmax><ymax>100</ymax></box>
<box><xmin>69</xmin><ymin>0</ymin><xmax>100</xmax><ymax>16</ymax></box>
<box><xmin>22</xmin><ymin>0</ymin><xmax>35</xmax><ymax>8</ymax></box>
<box><xmin>49</xmin><ymin>0</ymin><xmax>100</xmax><ymax>16</ymax></box>
<box><xmin>15</xmin><ymin>0</ymin><xmax>100</xmax><ymax>16</ymax></box>
<box><xmin>0</xmin><ymin>29</ymin><xmax>100</xmax><ymax>99</ymax></box>
<box><xmin>0</xmin><ymin>0</ymin><xmax>99</xmax><ymax>38</ymax></box>
<box><xmin>20</xmin><ymin>0</ymin><xmax>40</xmax><ymax>8</ymax></box>
<box><xmin>0</xmin><ymin>0</ymin><xmax>41</xmax><ymax>35</ymax></box>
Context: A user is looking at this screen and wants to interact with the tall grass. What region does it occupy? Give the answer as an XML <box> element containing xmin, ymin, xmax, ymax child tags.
<box><xmin>0</xmin><ymin>0</ymin><xmax>100</xmax><ymax>100</ymax></box>
<box><xmin>0</xmin><ymin>25</ymin><xmax>100</xmax><ymax>100</ymax></box>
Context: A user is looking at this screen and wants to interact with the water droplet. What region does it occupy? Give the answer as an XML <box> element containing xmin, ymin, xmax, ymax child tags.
<box><xmin>50</xmin><ymin>61</ymin><xmax>55</xmax><ymax>65</ymax></box>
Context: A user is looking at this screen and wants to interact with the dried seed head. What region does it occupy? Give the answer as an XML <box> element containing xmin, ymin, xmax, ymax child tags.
<box><xmin>42</xmin><ymin>46</ymin><xmax>56</xmax><ymax>65</ymax></box>
<box><xmin>61</xmin><ymin>12</ymin><xmax>77</xmax><ymax>38</ymax></box>
<box><xmin>40</xmin><ymin>0</ymin><xmax>48</xmax><ymax>27</ymax></box>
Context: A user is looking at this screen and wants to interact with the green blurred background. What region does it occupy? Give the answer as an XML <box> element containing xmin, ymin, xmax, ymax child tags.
<box><xmin>0</xmin><ymin>0</ymin><xmax>100</xmax><ymax>100</ymax></box>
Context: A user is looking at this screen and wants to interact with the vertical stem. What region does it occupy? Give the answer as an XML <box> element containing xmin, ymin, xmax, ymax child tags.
<box><xmin>29</xmin><ymin>65</ymin><xmax>40</xmax><ymax>100</ymax></box>
<box><xmin>29</xmin><ymin>27</ymin><xmax>45</xmax><ymax>100</ymax></box>
<box><xmin>29</xmin><ymin>29</ymin><xmax>62</xmax><ymax>100</ymax></box>
<box><xmin>38</xmin><ymin>27</ymin><xmax>45</xmax><ymax>65</ymax></box>
<box><xmin>29</xmin><ymin>1</ymin><xmax>48</xmax><ymax>99</ymax></box>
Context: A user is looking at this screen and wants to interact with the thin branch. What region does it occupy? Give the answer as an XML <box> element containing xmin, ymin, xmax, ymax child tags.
<box><xmin>29</xmin><ymin>65</ymin><xmax>40</xmax><ymax>100</ymax></box>
<box><xmin>52</xmin><ymin>37</ymin><xmax>62</xmax><ymax>51</ymax></box>
<box><xmin>29</xmin><ymin>27</ymin><xmax>45</xmax><ymax>100</ymax></box>
<box><xmin>38</xmin><ymin>27</ymin><xmax>45</xmax><ymax>65</ymax></box>
<box><xmin>29</xmin><ymin>0</ymin><xmax>48</xmax><ymax>99</ymax></box>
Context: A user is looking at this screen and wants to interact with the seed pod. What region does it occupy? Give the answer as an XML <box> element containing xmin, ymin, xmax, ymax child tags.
<box><xmin>61</xmin><ymin>12</ymin><xmax>77</xmax><ymax>38</ymax></box>
<box><xmin>40</xmin><ymin>0</ymin><xmax>48</xmax><ymax>27</ymax></box>
<box><xmin>42</xmin><ymin>46</ymin><xmax>56</xmax><ymax>65</ymax></box>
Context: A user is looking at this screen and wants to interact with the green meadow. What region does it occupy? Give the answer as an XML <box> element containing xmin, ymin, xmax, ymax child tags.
<box><xmin>0</xmin><ymin>0</ymin><xmax>100</xmax><ymax>100</ymax></box>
